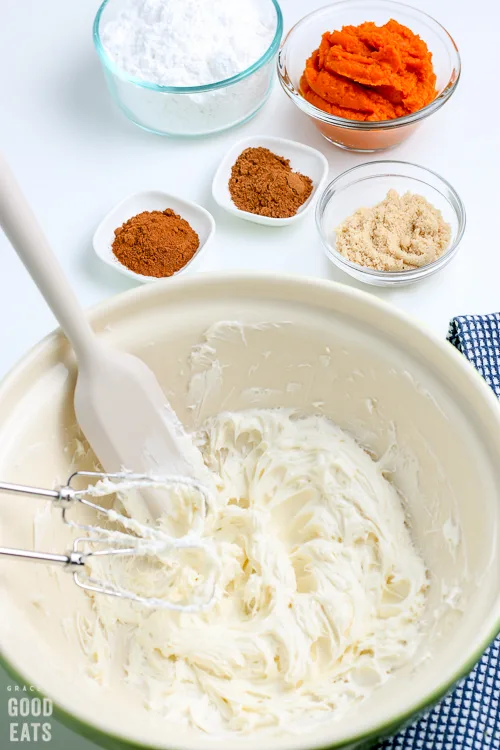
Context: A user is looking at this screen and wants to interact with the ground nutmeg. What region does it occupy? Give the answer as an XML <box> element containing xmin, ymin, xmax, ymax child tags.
<box><xmin>112</xmin><ymin>208</ymin><xmax>200</xmax><ymax>278</ymax></box>
<box><xmin>228</xmin><ymin>147</ymin><xmax>313</xmax><ymax>219</ymax></box>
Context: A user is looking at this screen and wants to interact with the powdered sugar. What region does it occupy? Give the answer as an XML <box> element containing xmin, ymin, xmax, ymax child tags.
<box><xmin>97</xmin><ymin>0</ymin><xmax>279</xmax><ymax>135</ymax></box>
<box><xmin>101</xmin><ymin>0</ymin><xmax>276</xmax><ymax>87</ymax></box>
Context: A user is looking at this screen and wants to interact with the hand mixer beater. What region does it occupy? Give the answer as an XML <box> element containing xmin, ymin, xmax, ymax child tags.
<box><xmin>0</xmin><ymin>472</ymin><xmax>219</xmax><ymax>612</ymax></box>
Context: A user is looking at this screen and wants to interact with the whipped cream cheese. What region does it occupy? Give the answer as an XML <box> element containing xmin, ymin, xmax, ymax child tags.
<box><xmin>82</xmin><ymin>409</ymin><xmax>428</xmax><ymax>736</ymax></box>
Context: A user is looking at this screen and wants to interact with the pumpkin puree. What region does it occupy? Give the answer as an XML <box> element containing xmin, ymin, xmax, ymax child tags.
<box><xmin>300</xmin><ymin>19</ymin><xmax>437</xmax><ymax>122</ymax></box>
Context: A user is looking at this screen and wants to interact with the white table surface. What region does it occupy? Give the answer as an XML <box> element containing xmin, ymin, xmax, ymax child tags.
<box><xmin>0</xmin><ymin>0</ymin><xmax>497</xmax><ymax>747</ymax></box>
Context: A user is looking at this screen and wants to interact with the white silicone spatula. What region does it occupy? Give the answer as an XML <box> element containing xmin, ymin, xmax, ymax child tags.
<box><xmin>0</xmin><ymin>155</ymin><xmax>210</xmax><ymax>523</ymax></box>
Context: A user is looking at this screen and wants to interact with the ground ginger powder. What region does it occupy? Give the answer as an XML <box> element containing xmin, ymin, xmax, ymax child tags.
<box><xmin>335</xmin><ymin>189</ymin><xmax>451</xmax><ymax>272</ymax></box>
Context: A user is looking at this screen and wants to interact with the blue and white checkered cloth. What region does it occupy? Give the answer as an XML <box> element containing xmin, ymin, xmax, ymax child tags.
<box><xmin>448</xmin><ymin>315</ymin><xmax>500</xmax><ymax>398</ymax></box>
<box><xmin>377</xmin><ymin>314</ymin><xmax>500</xmax><ymax>750</ymax></box>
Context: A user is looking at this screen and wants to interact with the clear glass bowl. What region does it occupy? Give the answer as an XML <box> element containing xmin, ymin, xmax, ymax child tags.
<box><xmin>316</xmin><ymin>161</ymin><xmax>466</xmax><ymax>286</ymax></box>
<box><xmin>93</xmin><ymin>0</ymin><xmax>283</xmax><ymax>137</ymax></box>
<box><xmin>277</xmin><ymin>0</ymin><xmax>461</xmax><ymax>152</ymax></box>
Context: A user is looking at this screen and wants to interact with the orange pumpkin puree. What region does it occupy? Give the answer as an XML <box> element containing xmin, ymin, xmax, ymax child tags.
<box><xmin>300</xmin><ymin>19</ymin><xmax>437</xmax><ymax>122</ymax></box>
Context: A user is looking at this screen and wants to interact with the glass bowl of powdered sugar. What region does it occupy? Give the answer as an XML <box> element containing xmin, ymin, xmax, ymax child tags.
<box><xmin>93</xmin><ymin>0</ymin><xmax>283</xmax><ymax>137</ymax></box>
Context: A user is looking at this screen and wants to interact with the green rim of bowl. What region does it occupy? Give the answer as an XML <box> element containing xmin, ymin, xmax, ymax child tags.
<box><xmin>0</xmin><ymin>274</ymin><xmax>499</xmax><ymax>750</ymax></box>
<box><xmin>277</xmin><ymin>0</ymin><xmax>461</xmax><ymax>130</ymax></box>
<box><xmin>93</xmin><ymin>0</ymin><xmax>283</xmax><ymax>94</ymax></box>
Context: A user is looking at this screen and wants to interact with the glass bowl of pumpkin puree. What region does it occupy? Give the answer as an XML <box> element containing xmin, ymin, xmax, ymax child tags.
<box><xmin>277</xmin><ymin>0</ymin><xmax>460</xmax><ymax>152</ymax></box>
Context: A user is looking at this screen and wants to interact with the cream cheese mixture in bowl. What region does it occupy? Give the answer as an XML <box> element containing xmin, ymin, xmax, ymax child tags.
<box><xmin>0</xmin><ymin>275</ymin><xmax>499</xmax><ymax>750</ymax></box>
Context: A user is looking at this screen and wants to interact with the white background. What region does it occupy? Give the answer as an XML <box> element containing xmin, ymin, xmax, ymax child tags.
<box><xmin>0</xmin><ymin>0</ymin><xmax>498</xmax><ymax>747</ymax></box>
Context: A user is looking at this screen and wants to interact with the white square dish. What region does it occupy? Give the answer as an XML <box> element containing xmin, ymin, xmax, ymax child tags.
<box><xmin>93</xmin><ymin>191</ymin><xmax>215</xmax><ymax>284</ymax></box>
<box><xmin>212</xmin><ymin>135</ymin><xmax>329</xmax><ymax>227</ymax></box>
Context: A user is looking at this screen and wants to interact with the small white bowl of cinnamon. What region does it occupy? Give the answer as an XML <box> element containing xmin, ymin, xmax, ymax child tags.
<box><xmin>93</xmin><ymin>191</ymin><xmax>216</xmax><ymax>284</ymax></box>
<box><xmin>212</xmin><ymin>136</ymin><xmax>329</xmax><ymax>227</ymax></box>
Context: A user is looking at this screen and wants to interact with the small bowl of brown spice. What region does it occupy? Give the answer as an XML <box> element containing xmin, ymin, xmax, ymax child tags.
<box><xmin>317</xmin><ymin>161</ymin><xmax>465</xmax><ymax>286</ymax></box>
<box><xmin>93</xmin><ymin>190</ymin><xmax>215</xmax><ymax>283</ymax></box>
<box><xmin>212</xmin><ymin>136</ymin><xmax>329</xmax><ymax>226</ymax></box>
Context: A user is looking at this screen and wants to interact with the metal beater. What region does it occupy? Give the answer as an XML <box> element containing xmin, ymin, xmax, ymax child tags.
<box><xmin>0</xmin><ymin>471</ymin><xmax>219</xmax><ymax>613</ymax></box>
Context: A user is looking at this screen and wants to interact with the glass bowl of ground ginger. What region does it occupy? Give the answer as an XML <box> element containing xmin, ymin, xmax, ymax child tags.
<box><xmin>316</xmin><ymin>161</ymin><xmax>466</xmax><ymax>286</ymax></box>
<box><xmin>277</xmin><ymin>0</ymin><xmax>461</xmax><ymax>152</ymax></box>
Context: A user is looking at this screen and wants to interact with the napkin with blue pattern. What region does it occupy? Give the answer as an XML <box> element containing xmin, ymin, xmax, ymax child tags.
<box><xmin>379</xmin><ymin>314</ymin><xmax>500</xmax><ymax>750</ymax></box>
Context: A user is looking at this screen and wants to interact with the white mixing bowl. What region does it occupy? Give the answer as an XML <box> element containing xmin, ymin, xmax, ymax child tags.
<box><xmin>0</xmin><ymin>275</ymin><xmax>499</xmax><ymax>750</ymax></box>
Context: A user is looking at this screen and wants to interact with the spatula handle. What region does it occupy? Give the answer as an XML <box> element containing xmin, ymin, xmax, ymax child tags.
<box><xmin>0</xmin><ymin>154</ymin><xmax>96</xmax><ymax>361</ymax></box>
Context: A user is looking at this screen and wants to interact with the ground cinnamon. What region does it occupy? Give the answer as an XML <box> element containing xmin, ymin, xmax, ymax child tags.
<box><xmin>112</xmin><ymin>209</ymin><xmax>199</xmax><ymax>278</ymax></box>
<box><xmin>228</xmin><ymin>147</ymin><xmax>313</xmax><ymax>218</ymax></box>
